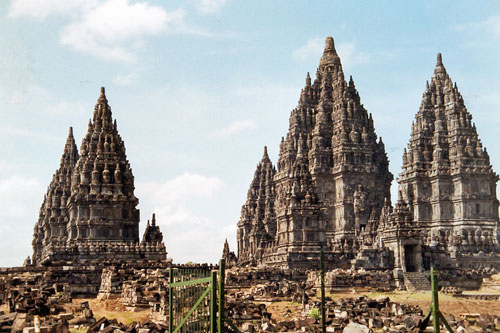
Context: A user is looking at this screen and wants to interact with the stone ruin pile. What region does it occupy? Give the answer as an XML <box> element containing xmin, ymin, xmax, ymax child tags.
<box><xmin>98</xmin><ymin>266</ymin><xmax>169</xmax><ymax>312</ymax></box>
<box><xmin>223</xmin><ymin>294</ymin><xmax>500</xmax><ymax>332</ymax></box>
<box><xmin>1</xmin><ymin>263</ymin><xmax>499</xmax><ymax>332</ymax></box>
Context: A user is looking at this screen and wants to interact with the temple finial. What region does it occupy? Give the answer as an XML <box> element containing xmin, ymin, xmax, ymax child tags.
<box><xmin>433</xmin><ymin>52</ymin><xmax>446</xmax><ymax>77</ymax></box>
<box><xmin>320</xmin><ymin>36</ymin><xmax>340</xmax><ymax>68</ymax></box>
<box><xmin>98</xmin><ymin>86</ymin><xmax>107</xmax><ymax>103</ymax></box>
<box><xmin>324</xmin><ymin>36</ymin><xmax>335</xmax><ymax>52</ymax></box>
<box><xmin>69</xmin><ymin>126</ymin><xmax>73</xmax><ymax>137</ymax></box>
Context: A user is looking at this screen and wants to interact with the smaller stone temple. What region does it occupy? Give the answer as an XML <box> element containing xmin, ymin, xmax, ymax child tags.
<box><xmin>31</xmin><ymin>88</ymin><xmax>167</xmax><ymax>266</ymax></box>
<box><xmin>237</xmin><ymin>146</ymin><xmax>276</xmax><ymax>266</ymax></box>
<box><xmin>378</xmin><ymin>53</ymin><xmax>500</xmax><ymax>272</ymax></box>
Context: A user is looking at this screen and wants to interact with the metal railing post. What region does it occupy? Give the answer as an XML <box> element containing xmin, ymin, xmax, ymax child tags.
<box><xmin>218</xmin><ymin>259</ymin><xmax>225</xmax><ymax>333</ymax></box>
<box><xmin>418</xmin><ymin>267</ymin><xmax>453</xmax><ymax>333</ymax></box>
<box><xmin>169</xmin><ymin>268</ymin><xmax>174</xmax><ymax>333</ymax></box>
<box><xmin>431</xmin><ymin>267</ymin><xmax>440</xmax><ymax>333</ymax></box>
<box><xmin>320</xmin><ymin>250</ymin><xmax>326</xmax><ymax>333</ymax></box>
<box><xmin>210</xmin><ymin>270</ymin><xmax>217</xmax><ymax>333</ymax></box>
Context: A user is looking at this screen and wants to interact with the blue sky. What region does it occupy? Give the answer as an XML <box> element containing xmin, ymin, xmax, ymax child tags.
<box><xmin>1</xmin><ymin>0</ymin><xmax>500</xmax><ymax>266</ymax></box>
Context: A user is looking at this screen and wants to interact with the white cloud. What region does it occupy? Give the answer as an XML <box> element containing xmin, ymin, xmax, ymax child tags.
<box><xmin>136</xmin><ymin>172</ymin><xmax>226</xmax><ymax>263</ymax></box>
<box><xmin>60</xmin><ymin>0</ymin><xmax>184</xmax><ymax>63</ymax></box>
<box><xmin>452</xmin><ymin>15</ymin><xmax>500</xmax><ymax>38</ymax></box>
<box><xmin>44</xmin><ymin>101</ymin><xmax>87</xmax><ymax>116</ymax></box>
<box><xmin>292</xmin><ymin>37</ymin><xmax>323</xmax><ymax>61</ymax></box>
<box><xmin>113</xmin><ymin>72</ymin><xmax>139</xmax><ymax>86</ymax></box>
<box><xmin>0</xmin><ymin>175</ymin><xmax>41</xmax><ymax>218</ymax></box>
<box><xmin>0</xmin><ymin>161</ymin><xmax>13</xmax><ymax>173</ymax></box>
<box><xmin>0</xmin><ymin>174</ymin><xmax>43</xmax><ymax>267</ymax></box>
<box><xmin>152</xmin><ymin>172</ymin><xmax>224</xmax><ymax>204</ymax></box>
<box><xmin>210</xmin><ymin>119</ymin><xmax>256</xmax><ymax>138</ymax></box>
<box><xmin>9</xmin><ymin>0</ymin><xmax>192</xmax><ymax>63</ymax></box>
<box><xmin>3</xmin><ymin>85</ymin><xmax>85</xmax><ymax>118</ymax></box>
<box><xmin>336</xmin><ymin>42</ymin><xmax>370</xmax><ymax>68</ymax></box>
<box><xmin>292</xmin><ymin>37</ymin><xmax>369</xmax><ymax>68</ymax></box>
<box><xmin>194</xmin><ymin>0</ymin><xmax>227</xmax><ymax>14</ymax></box>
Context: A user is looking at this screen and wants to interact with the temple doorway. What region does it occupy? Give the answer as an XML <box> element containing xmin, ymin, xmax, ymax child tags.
<box><xmin>404</xmin><ymin>245</ymin><xmax>420</xmax><ymax>272</ymax></box>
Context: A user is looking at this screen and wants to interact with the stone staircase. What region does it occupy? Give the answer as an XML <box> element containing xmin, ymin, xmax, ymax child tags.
<box><xmin>404</xmin><ymin>271</ymin><xmax>431</xmax><ymax>291</ymax></box>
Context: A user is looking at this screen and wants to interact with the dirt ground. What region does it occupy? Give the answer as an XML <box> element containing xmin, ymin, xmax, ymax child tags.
<box><xmin>72</xmin><ymin>298</ymin><xmax>150</xmax><ymax>325</ymax></box>
<box><xmin>264</xmin><ymin>290</ymin><xmax>500</xmax><ymax>323</ymax></box>
<box><xmin>70</xmin><ymin>289</ymin><xmax>500</xmax><ymax>325</ymax></box>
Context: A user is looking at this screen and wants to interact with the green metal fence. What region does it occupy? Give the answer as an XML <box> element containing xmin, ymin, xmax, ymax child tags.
<box><xmin>168</xmin><ymin>266</ymin><xmax>216</xmax><ymax>332</ymax></box>
<box><xmin>166</xmin><ymin>254</ymin><xmax>453</xmax><ymax>333</ymax></box>
<box><xmin>168</xmin><ymin>261</ymin><xmax>240</xmax><ymax>333</ymax></box>
<box><xmin>419</xmin><ymin>267</ymin><xmax>453</xmax><ymax>333</ymax></box>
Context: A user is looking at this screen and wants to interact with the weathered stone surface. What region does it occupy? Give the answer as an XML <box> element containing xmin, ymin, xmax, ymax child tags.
<box><xmin>237</xmin><ymin>146</ymin><xmax>276</xmax><ymax>266</ymax></box>
<box><xmin>379</xmin><ymin>53</ymin><xmax>500</xmax><ymax>274</ymax></box>
<box><xmin>235</xmin><ymin>36</ymin><xmax>500</xmax><ymax>277</ymax></box>
<box><xmin>32</xmin><ymin>127</ymin><xmax>79</xmax><ymax>266</ymax></box>
<box><xmin>343</xmin><ymin>322</ymin><xmax>369</xmax><ymax>333</ymax></box>
<box><xmin>31</xmin><ymin>88</ymin><xmax>167</xmax><ymax>267</ymax></box>
<box><xmin>236</xmin><ymin>36</ymin><xmax>393</xmax><ymax>269</ymax></box>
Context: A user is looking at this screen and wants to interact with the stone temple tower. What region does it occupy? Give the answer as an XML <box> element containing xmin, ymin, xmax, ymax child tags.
<box><xmin>67</xmin><ymin>87</ymin><xmax>139</xmax><ymax>243</ymax></box>
<box><xmin>394</xmin><ymin>54</ymin><xmax>500</xmax><ymax>270</ymax></box>
<box><xmin>32</xmin><ymin>127</ymin><xmax>79</xmax><ymax>265</ymax></box>
<box><xmin>33</xmin><ymin>87</ymin><xmax>166</xmax><ymax>265</ymax></box>
<box><xmin>236</xmin><ymin>37</ymin><xmax>393</xmax><ymax>268</ymax></box>
<box><xmin>237</xmin><ymin>146</ymin><xmax>276</xmax><ymax>265</ymax></box>
<box><xmin>268</xmin><ymin>36</ymin><xmax>392</xmax><ymax>267</ymax></box>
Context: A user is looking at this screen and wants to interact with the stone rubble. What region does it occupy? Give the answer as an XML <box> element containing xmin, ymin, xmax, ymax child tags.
<box><xmin>223</xmin><ymin>295</ymin><xmax>500</xmax><ymax>332</ymax></box>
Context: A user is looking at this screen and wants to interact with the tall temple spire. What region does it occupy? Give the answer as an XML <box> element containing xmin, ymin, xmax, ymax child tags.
<box><xmin>68</xmin><ymin>87</ymin><xmax>139</xmax><ymax>245</ymax></box>
<box><xmin>237</xmin><ymin>35</ymin><xmax>392</xmax><ymax>268</ymax></box>
<box><xmin>262</xmin><ymin>146</ymin><xmax>269</xmax><ymax>160</ymax></box>
<box><xmin>394</xmin><ymin>53</ymin><xmax>499</xmax><ymax>270</ymax></box>
<box><xmin>60</xmin><ymin>126</ymin><xmax>78</xmax><ymax>168</ymax></box>
<box><xmin>237</xmin><ymin>146</ymin><xmax>276</xmax><ymax>265</ymax></box>
<box><xmin>93</xmin><ymin>86</ymin><xmax>113</xmax><ymax>131</ymax></box>
<box><xmin>32</xmin><ymin>127</ymin><xmax>79</xmax><ymax>265</ymax></box>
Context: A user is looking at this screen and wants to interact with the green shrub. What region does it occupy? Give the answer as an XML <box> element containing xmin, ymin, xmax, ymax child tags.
<box><xmin>309</xmin><ymin>307</ymin><xmax>320</xmax><ymax>320</ymax></box>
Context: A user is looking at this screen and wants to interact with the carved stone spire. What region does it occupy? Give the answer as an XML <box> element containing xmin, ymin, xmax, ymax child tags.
<box><xmin>32</xmin><ymin>127</ymin><xmax>79</xmax><ymax>265</ymax></box>
<box><xmin>397</xmin><ymin>53</ymin><xmax>500</xmax><ymax>263</ymax></box>
<box><xmin>31</xmin><ymin>87</ymin><xmax>167</xmax><ymax>266</ymax></box>
<box><xmin>237</xmin><ymin>146</ymin><xmax>276</xmax><ymax>265</ymax></box>
<box><xmin>141</xmin><ymin>213</ymin><xmax>163</xmax><ymax>244</ymax></box>
<box><xmin>237</xmin><ymin>36</ymin><xmax>393</xmax><ymax>268</ymax></box>
<box><xmin>67</xmin><ymin>87</ymin><xmax>139</xmax><ymax>245</ymax></box>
